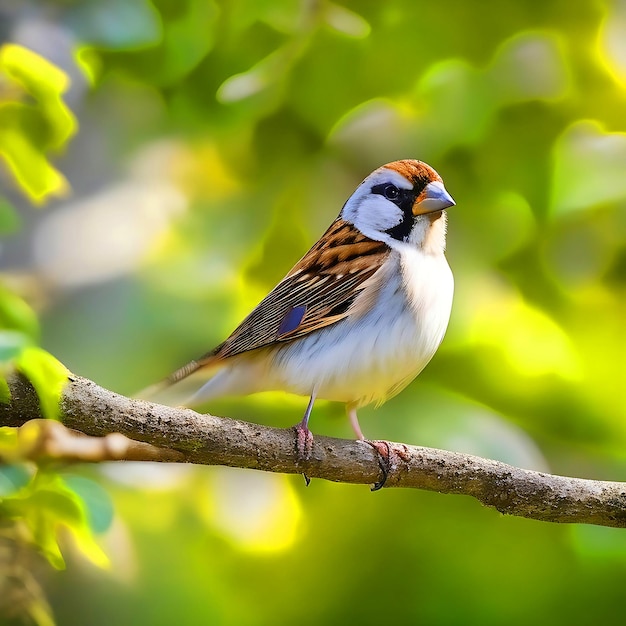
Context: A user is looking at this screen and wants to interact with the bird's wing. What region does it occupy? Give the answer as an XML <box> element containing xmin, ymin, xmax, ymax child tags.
<box><xmin>165</xmin><ymin>219</ymin><xmax>390</xmax><ymax>385</ymax></box>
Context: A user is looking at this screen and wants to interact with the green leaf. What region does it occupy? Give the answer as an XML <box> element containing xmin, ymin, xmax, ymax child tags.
<box><xmin>4</xmin><ymin>472</ymin><xmax>109</xmax><ymax>570</ymax></box>
<box><xmin>15</xmin><ymin>347</ymin><xmax>69</xmax><ymax>421</ymax></box>
<box><xmin>38</xmin><ymin>476</ymin><xmax>110</xmax><ymax>569</ymax></box>
<box><xmin>0</xmin><ymin>109</ymin><xmax>71</xmax><ymax>202</ymax></box>
<box><xmin>26</xmin><ymin>487</ymin><xmax>85</xmax><ymax>569</ymax></box>
<box><xmin>0</xmin><ymin>44</ymin><xmax>74</xmax><ymax>148</ymax></box>
<box><xmin>64</xmin><ymin>475</ymin><xmax>115</xmax><ymax>533</ymax></box>
<box><xmin>0</xmin><ymin>44</ymin><xmax>77</xmax><ymax>204</ymax></box>
<box><xmin>0</xmin><ymin>286</ymin><xmax>40</xmax><ymax>339</ymax></box>
<box><xmin>0</xmin><ymin>329</ymin><xmax>33</xmax><ymax>363</ymax></box>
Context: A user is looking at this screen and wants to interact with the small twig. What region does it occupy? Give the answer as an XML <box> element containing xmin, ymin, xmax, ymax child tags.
<box><xmin>3</xmin><ymin>419</ymin><xmax>184</xmax><ymax>464</ymax></box>
<box><xmin>1</xmin><ymin>372</ymin><xmax>625</xmax><ymax>528</ymax></box>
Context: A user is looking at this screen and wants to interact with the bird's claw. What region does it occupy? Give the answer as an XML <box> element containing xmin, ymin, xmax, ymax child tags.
<box><xmin>364</xmin><ymin>440</ymin><xmax>392</xmax><ymax>491</ymax></box>
<box><xmin>294</xmin><ymin>422</ymin><xmax>314</xmax><ymax>461</ymax></box>
<box><xmin>293</xmin><ymin>421</ymin><xmax>314</xmax><ymax>486</ymax></box>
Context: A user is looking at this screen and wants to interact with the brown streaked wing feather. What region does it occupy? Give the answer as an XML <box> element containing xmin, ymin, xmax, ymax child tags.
<box><xmin>211</xmin><ymin>219</ymin><xmax>390</xmax><ymax>360</ymax></box>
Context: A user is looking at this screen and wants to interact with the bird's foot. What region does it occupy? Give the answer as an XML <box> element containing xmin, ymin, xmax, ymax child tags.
<box><xmin>363</xmin><ymin>440</ymin><xmax>393</xmax><ymax>491</ymax></box>
<box><xmin>293</xmin><ymin>420</ymin><xmax>314</xmax><ymax>486</ymax></box>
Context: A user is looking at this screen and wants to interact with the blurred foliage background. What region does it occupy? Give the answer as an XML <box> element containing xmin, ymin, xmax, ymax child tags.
<box><xmin>1</xmin><ymin>0</ymin><xmax>626</xmax><ymax>623</ymax></box>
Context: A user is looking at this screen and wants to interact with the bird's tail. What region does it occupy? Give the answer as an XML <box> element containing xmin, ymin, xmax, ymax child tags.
<box><xmin>135</xmin><ymin>350</ymin><xmax>222</xmax><ymax>407</ymax></box>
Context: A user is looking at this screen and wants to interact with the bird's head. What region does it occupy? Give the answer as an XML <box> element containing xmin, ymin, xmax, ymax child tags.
<box><xmin>341</xmin><ymin>160</ymin><xmax>455</xmax><ymax>252</ymax></box>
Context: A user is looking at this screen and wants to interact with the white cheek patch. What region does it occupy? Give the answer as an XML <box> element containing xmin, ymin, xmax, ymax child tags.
<box><xmin>352</xmin><ymin>195</ymin><xmax>403</xmax><ymax>232</ymax></box>
<box><xmin>341</xmin><ymin>168</ymin><xmax>413</xmax><ymax>241</ymax></box>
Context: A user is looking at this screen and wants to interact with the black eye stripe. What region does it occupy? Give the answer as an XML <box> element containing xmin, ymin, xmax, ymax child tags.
<box><xmin>371</xmin><ymin>182</ymin><xmax>405</xmax><ymax>204</ymax></box>
<box><xmin>371</xmin><ymin>182</ymin><xmax>417</xmax><ymax>242</ymax></box>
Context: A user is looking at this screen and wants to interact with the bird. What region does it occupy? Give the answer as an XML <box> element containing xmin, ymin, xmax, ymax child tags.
<box><xmin>147</xmin><ymin>159</ymin><xmax>455</xmax><ymax>485</ymax></box>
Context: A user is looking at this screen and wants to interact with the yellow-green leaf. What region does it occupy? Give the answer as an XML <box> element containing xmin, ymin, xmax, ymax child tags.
<box><xmin>15</xmin><ymin>348</ymin><xmax>69</xmax><ymax>421</ymax></box>
<box><xmin>0</xmin><ymin>286</ymin><xmax>40</xmax><ymax>339</ymax></box>
<box><xmin>0</xmin><ymin>44</ymin><xmax>73</xmax><ymax>147</ymax></box>
<box><xmin>0</xmin><ymin>44</ymin><xmax>77</xmax><ymax>204</ymax></box>
<box><xmin>0</xmin><ymin>110</ymin><xmax>70</xmax><ymax>202</ymax></box>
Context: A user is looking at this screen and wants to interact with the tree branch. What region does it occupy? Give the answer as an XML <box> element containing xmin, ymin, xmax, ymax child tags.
<box><xmin>1</xmin><ymin>372</ymin><xmax>625</xmax><ymax>528</ymax></box>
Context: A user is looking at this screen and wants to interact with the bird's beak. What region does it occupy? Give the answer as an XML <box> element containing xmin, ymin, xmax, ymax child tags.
<box><xmin>412</xmin><ymin>181</ymin><xmax>455</xmax><ymax>215</ymax></box>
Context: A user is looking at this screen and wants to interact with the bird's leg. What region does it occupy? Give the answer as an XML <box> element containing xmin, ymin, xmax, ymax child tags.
<box><xmin>348</xmin><ymin>405</ymin><xmax>390</xmax><ymax>491</ymax></box>
<box><xmin>293</xmin><ymin>390</ymin><xmax>316</xmax><ymax>485</ymax></box>
<box><xmin>347</xmin><ymin>405</ymin><xmax>365</xmax><ymax>440</ymax></box>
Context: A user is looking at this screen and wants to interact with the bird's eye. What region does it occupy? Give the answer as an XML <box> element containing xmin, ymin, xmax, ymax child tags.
<box><xmin>383</xmin><ymin>184</ymin><xmax>399</xmax><ymax>200</ymax></box>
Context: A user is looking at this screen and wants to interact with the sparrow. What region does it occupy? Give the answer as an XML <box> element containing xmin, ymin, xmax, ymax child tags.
<box><xmin>149</xmin><ymin>159</ymin><xmax>455</xmax><ymax>484</ymax></box>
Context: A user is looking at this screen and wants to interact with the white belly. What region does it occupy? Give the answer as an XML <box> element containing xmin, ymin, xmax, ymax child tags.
<box><xmin>266</xmin><ymin>249</ymin><xmax>453</xmax><ymax>407</ymax></box>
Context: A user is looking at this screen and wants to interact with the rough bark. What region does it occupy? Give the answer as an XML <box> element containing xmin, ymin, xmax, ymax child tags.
<box><xmin>1</xmin><ymin>373</ymin><xmax>625</xmax><ymax>528</ymax></box>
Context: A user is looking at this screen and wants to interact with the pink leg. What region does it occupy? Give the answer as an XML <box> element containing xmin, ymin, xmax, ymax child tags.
<box><xmin>347</xmin><ymin>405</ymin><xmax>365</xmax><ymax>440</ymax></box>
